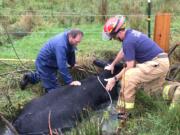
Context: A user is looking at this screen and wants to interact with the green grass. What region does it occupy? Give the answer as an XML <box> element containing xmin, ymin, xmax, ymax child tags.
<box><xmin>0</xmin><ymin>24</ymin><xmax>120</xmax><ymax>60</ymax></box>
<box><xmin>63</xmin><ymin>91</ymin><xmax>180</xmax><ymax>135</ymax></box>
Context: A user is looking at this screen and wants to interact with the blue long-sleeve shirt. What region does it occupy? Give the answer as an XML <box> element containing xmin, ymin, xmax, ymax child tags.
<box><xmin>36</xmin><ymin>31</ymin><xmax>76</xmax><ymax>84</ymax></box>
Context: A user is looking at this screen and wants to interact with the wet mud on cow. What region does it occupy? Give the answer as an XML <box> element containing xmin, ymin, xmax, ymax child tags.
<box><xmin>13</xmin><ymin>60</ymin><xmax>124</xmax><ymax>135</ymax></box>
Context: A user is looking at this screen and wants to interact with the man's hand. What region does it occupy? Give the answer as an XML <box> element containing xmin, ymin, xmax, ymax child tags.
<box><xmin>70</xmin><ymin>81</ymin><xmax>81</xmax><ymax>86</ymax></box>
<box><xmin>71</xmin><ymin>64</ymin><xmax>84</xmax><ymax>70</ymax></box>
<box><xmin>69</xmin><ymin>64</ymin><xmax>78</xmax><ymax>69</ymax></box>
<box><xmin>73</xmin><ymin>64</ymin><xmax>79</xmax><ymax>68</ymax></box>
<box><xmin>104</xmin><ymin>64</ymin><xmax>114</xmax><ymax>74</ymax></box>
<box><xmin>104</xmin><ymin>77</ymin><xmax>116</xmax><ymax>91</ymax></box>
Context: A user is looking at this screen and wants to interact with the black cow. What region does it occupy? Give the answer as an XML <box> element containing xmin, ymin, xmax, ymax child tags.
<box><xmin>13</xmin><ymin>60</ymin><xmax>124</xmax><ymax>135</ymax></box>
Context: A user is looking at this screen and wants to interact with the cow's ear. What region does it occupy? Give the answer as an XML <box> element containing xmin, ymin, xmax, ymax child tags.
<box><xmin>113</xmin><ymin>61</ymin><xmax>124</xmax><ymax>74</ymax></box>
<box><xmin>93</xmin><ymin>59</ymin><xmax>109</xmax><ymax>69</ymax></box>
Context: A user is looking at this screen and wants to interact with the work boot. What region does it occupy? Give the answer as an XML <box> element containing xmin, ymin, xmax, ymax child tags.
<box><xmin>19</xmin><ymin>73</ymin><xmax>32</xmax><ymax>90</ymax></box>
<box><xmin>117</xmin><ymin>112</ymin><xmax>128</xmax><ymax>120</ymax></box>
<box><xmin>116</xmin><ymin>112</ymin><xmax>128</xmax><ymax>134</ymax></box>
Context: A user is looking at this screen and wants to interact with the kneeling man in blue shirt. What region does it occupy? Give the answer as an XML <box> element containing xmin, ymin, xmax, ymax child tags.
<box><xmin>20</xmin><ymin>29</ymin><xmax>83</xmax><ymax>93</ymax></box>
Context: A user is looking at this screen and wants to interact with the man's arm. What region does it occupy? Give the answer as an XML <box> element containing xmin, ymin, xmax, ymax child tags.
<box><xmin>111</xmin><ymin>49</ymin><xmax>124</xmax><ymax>66</ymax></box>
<box><xmin>115</xmin><ymin>60</ymin><xmax>135</xmax><ymax>80</ymax></box>
<box><xmin>67</xmin><ymin>51</ymin><xmax>75</xmax><ymax>67</ymax></box>
<box><xmin>105</xmin><ymin>60</ymin><xmax>135</xmax><ymax>91</ymax></box>
<box><xmin>105</xmin><ymin>49</ymin><xmax>124</xmax><ymax>74</ymax></box>
<box><xmin>55</xmin><ymin>45</ymin><xmax>73</xmax><ymax>84</ymax></box>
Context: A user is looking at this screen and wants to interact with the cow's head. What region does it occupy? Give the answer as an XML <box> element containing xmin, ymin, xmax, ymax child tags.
<box><xmin>93</xmin><ymin>59</ymin><xmax>124</xmax><ymax>100</ymax></box>
<box><xmin>93</xmin><ymin>59</ymin><xmax>124</xmax><ymax>78</ymax></box>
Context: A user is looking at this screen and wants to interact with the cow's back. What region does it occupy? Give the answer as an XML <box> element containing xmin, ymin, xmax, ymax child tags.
<box><xmin>13</xmin><ymin>75</ymin><xmax>118</xmax><ymax>134</ymax></box>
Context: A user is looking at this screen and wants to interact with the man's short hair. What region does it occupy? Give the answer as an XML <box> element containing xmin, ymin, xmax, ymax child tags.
<box><xmin>68</xmin><ymin>29</ymin><xmax>84</xmax><ymax>38</ymax></box>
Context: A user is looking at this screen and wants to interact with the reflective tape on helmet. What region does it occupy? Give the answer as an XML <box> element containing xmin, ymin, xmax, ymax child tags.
<box><xmin>103</xmin><ymin>17</ymin><xmax>119</xmax><ymax>33</ymax></box>
<box><xmin>117</xmin><ymin>100</ymin><xmax>134</xmax><ymax>109</ymax></box>
<box><xmin>102</xmin><ymin>15</ymin><xmax>126</xmax><ymax>41</ymax></box>
<box><xmin>163</xmin><ymin>85</ymin><xmax>171</xmax><ymax>100</ymax></box>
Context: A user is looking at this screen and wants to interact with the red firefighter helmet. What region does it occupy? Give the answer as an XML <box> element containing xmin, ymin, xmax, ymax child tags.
<box><xmin>102</xmin><ymin>15</ymin><xmax>126</xmax><ymax>40</ymax></box>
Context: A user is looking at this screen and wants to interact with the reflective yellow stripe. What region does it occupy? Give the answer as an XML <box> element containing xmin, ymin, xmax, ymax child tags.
<box><xmin>117</xmin><ymin>100</ymin><xmax>134</xmax><ymax>109</ymax></box>
<box><xmin>169</xmin><ymin>103</ymin><xmax>176</xmax><ymax>110</ymax></box>
<box><xmin>146</xmin><ymin>18</ymin><xmax>151</xmax><ymax>21</ymax></box>
<box><xmin>163</xmin><ymin>85</ymin><xmax>171</xmax><ymax>100</ymax></box>
<box><xmin>103</xmin><ymin>110</ymin><xmax>110</xmax><ymax>120</ymax></box>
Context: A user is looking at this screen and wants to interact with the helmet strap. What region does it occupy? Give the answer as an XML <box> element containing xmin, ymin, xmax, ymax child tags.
<box><xmin>110</xmin><ymin>28</ymin><xmax>125</xmax><ymax>38</ymax></box>
<box><xmin>111</xmin><ymin>19</ymin><xmax>120</xmax><ymax>34</ymax></box>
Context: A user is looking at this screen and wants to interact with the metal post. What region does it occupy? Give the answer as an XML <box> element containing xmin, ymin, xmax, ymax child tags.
<box><xmin>50</xmin><ymin>0</ymin><xmax>54</xmax><ymax>17</ymax></box>
<box><xmin>0</xmin><ymin>0</ymin><xmax>3</xmax><ymax>8</ymax></box>
<box><xmin>147</xmin><ymin>0</ymin><xmax>151</xmax><ymax>38</ymax></box>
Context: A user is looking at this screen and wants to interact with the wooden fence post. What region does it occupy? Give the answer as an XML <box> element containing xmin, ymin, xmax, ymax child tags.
<box><xmin>153</xmin><ymin>13</ymin><xmax>171</xmax><ymax>53</ymax></box>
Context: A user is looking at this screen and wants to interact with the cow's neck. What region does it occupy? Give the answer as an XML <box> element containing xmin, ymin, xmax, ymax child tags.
<box><xmin>97</xmin><ymin>71</ymin><xmax>113</xmax><ymax>86</ymax></box>
<box><xmin>96</xmin><ymin>76</ymin><xmax>107</xmax><ymax>90</ymax></box>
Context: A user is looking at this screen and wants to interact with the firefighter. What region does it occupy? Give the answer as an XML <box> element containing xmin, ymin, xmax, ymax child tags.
<box><xmin>163</xmin><ymin>82</ymin><xmax>180</xmax><ymax>110</ymax></box>
<box><xmin>20</xmin><ymin>29</ymin><xmax>83</xmax><ymax>93</ymax></box>
<box><xmin>102</xmin><ymin>15</ymin><xmax>170</xmax><ymax>119</ymax></box>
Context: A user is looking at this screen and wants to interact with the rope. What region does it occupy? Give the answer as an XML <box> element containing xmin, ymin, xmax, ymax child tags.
<box><xmin>116</xmin><ymin>66</ymin><xmax>127</xmax><ymax>134</ymax></box>
<box><xmin>97</xmin><ymin>76</ymin><xmax>112</xmax><ymax>109</ymax></box>
<box><xmin>48</xmin><ymin>111</ymin><xmax>53</xmax><ymax>135</ymax></box>
<box><xmin>0</xmin><ymin>60</ymin><xmax>18</xmax><ymax>68</ymax></box>
<box><xmin>122</xmin><ymin>67</ymin><xmax>126</xmax><ymax>113</ymax></box>
<box><xmin>97</xmin><ymin>75</ymin><xmax>113</xmax><ymax>126</ymax></box>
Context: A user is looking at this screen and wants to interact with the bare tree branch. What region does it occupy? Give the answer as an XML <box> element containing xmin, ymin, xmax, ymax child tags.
<box><xmin>0</xmin><ymin>112</ymin><xmax>19</xmax><ymax>135</ymax></box>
